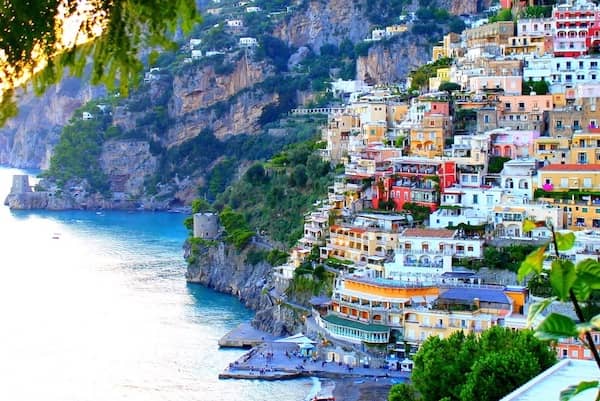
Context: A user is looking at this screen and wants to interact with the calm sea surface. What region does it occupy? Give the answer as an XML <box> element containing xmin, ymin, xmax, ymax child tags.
<box><xmin>0</xmin><ymin>167</ymin><xmax>314</xmax><ymax>401</ymax></box>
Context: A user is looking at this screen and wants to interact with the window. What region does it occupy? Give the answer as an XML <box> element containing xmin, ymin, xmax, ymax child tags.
<box><xmin>583</xmin><ymin>208</ymin><xmax>588</xmax><ymax>213</ymax></box>
<box><xmin>557</xmin><ymin>120</ymin><xmax>563</xmax><ymax>128</ymax></box>
<box><xmin>467</xmin><ymin>246</ymin><xmax>474</xmax><ymax>252</ymax></box>
<box><xmin>539</xmin><ymin>144</ymin><xmax>546</xmax><ymax>151</ymax></box>
<box><xmin>518</xmin><ymin>102</ymin><xmax>525</xmax><ymax>109</ymax></box>
<box><xmin>592</xmin><ymin>61</ymin><xmax>598</xmax><ymax>68</ymax></box>
<box><xmin>473</xmin><ymin>194</ymin><xmax>478</xmax><ymax>204</ymax></box>
<box><xmin>484</xmin><ymin>115</ymin><xmax>489</xmax><ymax>123</ymax></box>
<box><xmin>561</xmin><ymin>178</ymin><xmax>568</xmax><ymax>188</ymax></box>
<box><xmin>584</xmin><ymin>178</ymin><xmax>592</xmax><ymax>188</ymax></box>
<box><xmin>505</xmin><ymin>102</ymin><xmax>511</xmax><ymax>109</ymax></box>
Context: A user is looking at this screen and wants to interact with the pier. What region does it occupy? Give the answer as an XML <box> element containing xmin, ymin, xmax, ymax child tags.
<box><xmin>218</xmin><ymin>322</ymin><xmax>275</xmax><ymax>348</ymax></box>
<box><xmin>219</xmin><ymin>341</ymin><xmax>410</xmax><ymax>382</ymax></box>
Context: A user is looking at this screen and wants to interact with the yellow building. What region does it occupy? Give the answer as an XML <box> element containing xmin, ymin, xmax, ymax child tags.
<box><xmin>428</xmin><ymin>67</ymin><xmax>451</xmax><ymax>91</ymax></box>
<box><xmin>362</xmin><ymin>121</ymin><xmax>387</xmax><ymax>144</ymax></box>
<box><xmin>324</xmin><ymin>224</ymin><xmax>398</xmax><ymax>264</ymax></box>
<box><xmin>538</xmin><ymin>164</ymin><xmax>600</xmax><ymax>191</ymax></box>
<box><xmin>386</xmin><ymin>24</ymin><xmax>408</xmax><ymax>36</ymax></box>
<box><xmin>568</xmin><ymin>132</ymin><xmax>600</xmax><ymax>165</ymax></box>
<box><xmin>409</xmin><ymin>114</ymin><xmax>450</xmax><ymax>158</ymax></box>
<box><xmin>533</xmin><ymin>136</ymin><xmax>570</xmax><ymax>164</ymax></box>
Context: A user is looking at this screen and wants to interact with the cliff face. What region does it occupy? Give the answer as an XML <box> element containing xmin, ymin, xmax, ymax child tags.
<box><xmin>273</xmin><ymin>0</ymin><xmax>370</xmax><ymax>52</ymax></box>
<box><xmin>356</xmin><ymin>36</ymin><xmax>431</xmax><ymax>85</ymax></box>
<box><xmin>167</xmin><ymin>90</ymin><xmax>278</xmax><ymax>144</ymax></box>
<box><xmin>185</xmin><ymin>240</ymin><xmax>300</xmax><ymax>336</ymax></box>
<box><xmin>0</xmin><ymin>77</ymin><xmax>104</xmax><ymax>169</ymax></box>
<box><xmin>437</xmin><ymin>0</ymin><xmax>491</xmax><ymax>15</ymax></box>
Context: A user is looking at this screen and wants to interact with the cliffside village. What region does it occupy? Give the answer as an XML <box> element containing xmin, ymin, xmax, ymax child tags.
<box><xmin>195</xmin><ymin>0</ymin><xmax>600</xmax><ymax>371</ymax></box>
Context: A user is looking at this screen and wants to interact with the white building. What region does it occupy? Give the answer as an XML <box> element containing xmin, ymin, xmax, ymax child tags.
<box><xmin>500</xmin><ymin>158</ymin><xmax>536</xmax><ymax>200</ymax></box>
<box><xmin>384</xmin><ymin>228</ymin><xmax>484</xmax><ymax>278</ymax></box>
<box><xmin>246</xmin><ymin>6</ymin><xmax>261</xmax><ymax>12</ymax></box>
<box><xmin>370</xmin><ymin>29</ymin><xmax>386</xmax><ymax>41</ymax></box>
<box><xmin>191</xmin><ymin>49</ymin><xmax>202</xmax><ymax>59</ymax></box>
<box><xmin>517</xmin><ymin>17</ymin><xmax>554</xmax><ymax>37</ymax></box>
<box><xmin>82</xmin><ymin>111</ymin><xmax>93</xmax><ymax>120</ymax></box>
<box><xmin>189</xmin><ymin>38</ymin><xmax>202</xmax><ymax>48</ymax></box>
<box><xmin>523</xmin><ymin>55</ymin><xmax>600</xmax><ymax>93</ymax></box>
<box><xmin>239</xmin><ymin>37</ymin><xmax>258</xmax><ymax>47</ymax></box>
<box><xmin>226</xmin><ymin>19</ymin><xmax>243</xmax><ymax>27</ymax></box>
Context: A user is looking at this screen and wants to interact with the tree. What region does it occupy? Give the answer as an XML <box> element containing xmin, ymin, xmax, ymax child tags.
<box><xmin>0</xmin><ymin>0</ymin><xmax>201</xmax><ymax>126</ymax></box>
<box><xmin>438</xmin><ymin>81</ymin><xmax>461</xmax><ymax>95</ymax></box>
<box><xmin>518</xmin><ymin>222</ymin><xmax>600</xmax><ymax>400</ymax></box>
<box><xmin>388</xmin><ymin>383</ymin><xmax>417</xmax><ymax>401</ymax></box>
<box><xmin>489</xmin><ymin>8</ymin><xmax>513</xmax><ymax>23</ymax></box>
<box><xmin>408</xmin><ymin>327</ymin><xmax>556</xmax><ymax>401</ymax></box>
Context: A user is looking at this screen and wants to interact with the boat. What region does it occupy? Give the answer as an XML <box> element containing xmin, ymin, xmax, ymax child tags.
<box><xmin>51</xmin><ymin>232</ymin><xmax>61</xmax><ymax>239</ymax></box>
<box><xmin>311</xmin><ymin>397</ymin><xmax>335</xmax><ymax>401</ymax></box>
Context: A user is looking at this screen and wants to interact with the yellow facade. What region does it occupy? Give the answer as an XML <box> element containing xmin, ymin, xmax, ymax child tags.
<box><xmin>534</xmin><ymin>136</ymin><xmax>570</xmax><ymax>164</ymax></box>
<box><xmin>327</xmin><ymin>226</ymin><xmax>398</xmax><ymax>263</ymax></box>
<box><xmin>410</xmin><ymin>127</ymin><xmax>444</xmax><ymax>158</ymax></box>
<box><xmin>344</xmin><ymin>279</ymin><xmax>439</xmax><ymax>299</ymax></box>
<box><xmin>553</xmin><ymin>93</ymin><xmax>567</xmax><ymax>108</ymax></box>
<box><xmin>404</xmin><ymin>309</ymin><xmax>494</xmax><ymax>343</ymax></box>
<box><xmin>568</xmin><ymin>132</ymin><xmax>600</xmax><ymax>165</ymax></box>
<box><xmin>432</xmin><ymin>46</ymin><xmax>445</xmax><ymax>62</ymax></box>
<box><xmin>539</xmin><ymin>167</ymin><xmax>600</xmax><ymax>192</ymax></box>
<box><xmin>362</xmin><ymin>122</ymin><xmax>387</xmax><ymax>144</ymax></box>
<box><xmin>390</xmin><ymin>104</ymin><xmax>409</xmax><ymax>124</ymax></box>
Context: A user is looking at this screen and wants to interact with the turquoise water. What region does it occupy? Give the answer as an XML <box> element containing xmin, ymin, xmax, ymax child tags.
<box><xmin>0</xmin><ymin>167</ymin><xmax>313</xmax><ymax>401</ymax></box>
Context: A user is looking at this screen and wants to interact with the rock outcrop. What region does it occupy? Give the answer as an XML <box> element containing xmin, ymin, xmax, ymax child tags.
<box><xmin>0</xmin><ymin>77</ymin><xmax>104</xmax><ymax>169</ymax></box>
<box><xmin>185</xmin><ymin>240</ymin><xmax>301</xmax><ymax>336</ymax></box>
<box><xmin>356</xmin><ymin>35</ymin><xmax>431</xmax><ymax>86</ymax></box>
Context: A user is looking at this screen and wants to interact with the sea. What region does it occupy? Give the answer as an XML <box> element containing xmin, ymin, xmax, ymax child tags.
<box><xmin>0</xmin><ymin>167</ymin><xmax>317</xmax><ymax>401</ymax></box>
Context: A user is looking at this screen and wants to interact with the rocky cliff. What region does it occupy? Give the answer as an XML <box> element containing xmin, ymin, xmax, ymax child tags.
<box><xmin>356</xmin><ymin>35</ymin><xmax>431</xmax><ymax>85</ymax></box>
<box><xmin>185</xmin><ymin>240</ymin><xmax>302</xmax><ymax>336</ymax></box>
<box><xmin>273</xmin><ymin>0</ymin><xmax>370</xmax><ymax>52</ymax></box>
<box><xmin>0</xmin><ymin>77</ymin><xmax>104</xmax><ymax>169</ymax></box>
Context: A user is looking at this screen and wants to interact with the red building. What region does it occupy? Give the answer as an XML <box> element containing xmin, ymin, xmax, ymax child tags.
<box><xmin>372</xmin><ymin>158</ymin><xmax>457</xmax><ymax>212</ymax></box>
<box><xmin>553</xmin><ymin>1</ymin><xmax>600</xmax><ymax>57</ymax></box>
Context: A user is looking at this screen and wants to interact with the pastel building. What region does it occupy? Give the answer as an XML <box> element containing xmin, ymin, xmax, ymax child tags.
<box><xmin>429</xmin><ymin>185</ymin><xmax>504</xmax><ymax>229</ymax></box>
<box><xmin>552</xmin><ymin>0</ymin><xmax>600</xmax><ymax>57</ymax></box>
<box><xmin>372</xmin><ymin>158</ymin><xmax>457</xmax><ymax>212</ymax></box>
<box><xmin>517</xmin><ymin>17</ymin><xmax>554</xmax><ymax>37</ymax></box>
<box><xmin>489</xmin><ymin>128</ymin><xmax>539</xmax><ymax>158</ymax></box>
<box><xmin>384</xmin><ymin>228</ymin><xmax>484</xmax><ymax>278</ymax></box>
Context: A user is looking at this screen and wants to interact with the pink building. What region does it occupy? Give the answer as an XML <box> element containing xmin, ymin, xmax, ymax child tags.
<box><xmin>469</xmin><ymin>76</ymin><xmax>523</xmax><ymax>96</ymax></box>
<box><xmin>553</xmin><ymin>0</ymin><xmax>600</xmax><ymax>57</ymax></box>
<box><xmin>489</xmin><ymin>129</ymin><xmax>539</xmax><ymax>158</ymax></box>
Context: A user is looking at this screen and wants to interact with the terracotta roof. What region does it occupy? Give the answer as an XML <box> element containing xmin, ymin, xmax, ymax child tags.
<box><xmin>400</xmin><ymin>228</ymin><xmax>456</xmax><ymax>238</ymax></box>
<box><xmin>539</xmin><ymin>164</ymin><xmax>600</xmax><ymax>172</ymax></box>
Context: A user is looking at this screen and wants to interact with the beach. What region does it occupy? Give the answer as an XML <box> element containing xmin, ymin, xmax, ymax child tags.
<box><xmin>331</xmin><ymin>377</ymin><xmax>396</xmax><ymax>401</ymax></box>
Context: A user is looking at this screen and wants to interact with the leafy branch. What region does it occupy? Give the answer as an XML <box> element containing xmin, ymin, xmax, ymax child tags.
<box><xmin>520</xmin><ymin>220</ymin><xmax>600</xmax><ymax>400</ymax></box>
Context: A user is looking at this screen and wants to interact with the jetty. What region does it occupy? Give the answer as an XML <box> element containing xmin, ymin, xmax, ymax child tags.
<box><xmin>218</xmin><ymin>322</ymin><xmax>275</xmax><ymax>348</ymax></box>
<box><xmin>219</xmin><ymin>341</ymin><xmax>410</xmax><ymax>382</ymax></box>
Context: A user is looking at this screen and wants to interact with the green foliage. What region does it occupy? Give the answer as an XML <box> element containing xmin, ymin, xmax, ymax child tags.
<box><xmin>517</xmin><ymin>225</ymin><xmax>600</xmax><ymax>399</ymax></box>
<box><xmin>214</xmin><ymin>134</ymin><xmax>333</xmax><ymax>246</ymax></box>
<box><xmin>410</xmin><ymin>327</ymin><xmax>556</xmax><ymax>401</ymax></box>
<box><xmin>409</xmin><ymin>57</ymin><xmax>452</xmax><ymax>92</ymax></box>
<box><xmin>388</xmin><ymin>383</ymin><xmax>416</xmax><ymax>401</ymax></box>
<box><xmin>220</xmin><ymin>207</ymin><xmax>254</xmax><ymax>250</ymax></box>
<box><xmin>402</xmin><ymin>202</ymin><xmax>431</xmax><ymax>223</ymax></box>
<box><xmin>489</xmin><ymin>9</ymin><xmax>513</xmax><ymax>22</ymax></box>
<box><xmin>44</xmin><ymin>114</ymin><xmax>110</xmax><ymax>193</ymax></box>
<box><xmin>459</xmin><ymin>349</ymin><xmax>540</xmax><ymax>401</ymax></box>
<box><xmin>266</xmin><ymin>249</ymin><xmax>289</xmax><ymax>266</ymax></box>
<box><xmin>191</xmin><ymin>198</ymin><xmax>211</xmax><ymax>213</ymax></box>
<box><xmin>0</xmin><ymin>0</ymin><xmax>200</xmax><ymax>126</ymax></box>
<box><xmin>244</xmin><ymin>163</ymin><xmax>267</xmax><ymax>185</ymax></box>
<box><xmin>438</xmin><ymin>81</ymin><xmax>461</xmax><ymax>93</ymax></box>
<box><xmin>365</xmin><ymin>0</ymin><xmax>410</xmax><ymax>25</ymax></box>
<box><xmin>521</xmin><ymin>5</ymin><xmax>553</xmax><ymax>18</ymax></box>
<box><xmin>523</xmin><ymin>78</ymin><xmax>549</xmax><ymax>95</ymax></box>
<box><xmin>483</xmin><ymin>244</ymin><xmax>538</xmax><ymax>273</ymax></box>
<box><xmin>488</xmin><ymin>156</ymin><xmax>511</xmax><ymax>174</ymax></box>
